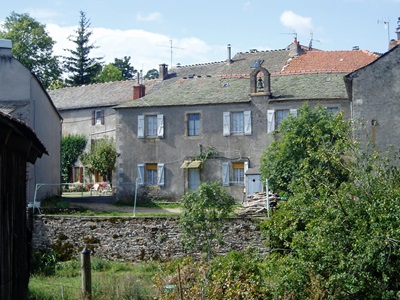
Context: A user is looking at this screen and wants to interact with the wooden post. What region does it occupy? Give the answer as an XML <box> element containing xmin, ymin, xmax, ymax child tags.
<box><xmin>81</xmin><ymin>247</ymin><xmax>92</xmax><ymax>300</ymax></box>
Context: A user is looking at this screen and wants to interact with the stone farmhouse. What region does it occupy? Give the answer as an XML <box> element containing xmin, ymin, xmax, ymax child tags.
<box><xmin>114</xmin><ymin>39</ymin><xmax>379</xmax><ymax>201</ymax></box>
<box><xmin>48</xmin><ymin>79</ymin><xmax>158</xmax><ymax>183</ymax></box>
<box><xmin>0</xmin><ymin>39</ymin><xmax>62</xmax><ymax>203</ymax></box>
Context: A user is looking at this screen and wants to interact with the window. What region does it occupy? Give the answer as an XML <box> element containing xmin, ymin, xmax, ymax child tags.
<box><xmin>187</xmin><ymin>113</ymin><xmax>201</xmax><ymax>136</ymax></box>
<box><xmin>326</xmin><ymin>107</ymin><xmax>339</xmax><ymax>115</ymax></box>
<box><xmin>146</xmin><ymin>163</ymin><xmax>158</xmax><ymax>185</ymax></box>
<box><xmin>137</xmin><ymin>163</ymin><xmax>164</xmax><ymax>186</ymax></box>
<box><xmin>223</xmin><ymin>111</ymin><xmax>252</xmax><ymax>136</ymax></box>
<box><xmin>232</xmin><ymin>162</ymin><xmax>245</xmax><ymax>185</ymax></box>
<box><xmin>222</xmin><ymin>161</ymin><xmax>248</xmax><ymax>186</ymax></box>
<box><xmin>92</xmin><ymin>110</ymin><xmax>104</xmax><ymax>125</ymax></box>
<box><xmin>267</xmin><ymin>109</ymin><xmax>297</xmax><ymax>133</ymax></box>
<box><xmin>138</xmin><ymin>114</ymin><xmax>164</xmax><ymax>138</ymax></box>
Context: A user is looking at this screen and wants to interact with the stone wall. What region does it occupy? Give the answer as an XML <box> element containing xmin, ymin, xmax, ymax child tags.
<box><xmin>32</xmin><ymin>216</ymin><xmax>267</xmax><ymax>261</ymax></box>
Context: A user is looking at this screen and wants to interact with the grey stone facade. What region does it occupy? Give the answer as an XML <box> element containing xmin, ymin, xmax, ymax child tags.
<box><xmin>347</xmin><ymin>45</ymin><xmax>400</xmax><ymax>154</ymax></box>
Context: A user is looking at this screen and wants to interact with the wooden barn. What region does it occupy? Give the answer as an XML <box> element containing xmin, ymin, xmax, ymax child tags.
<box><xmin>0</xmin><ymin>111</ymin><xmax>47</xmax><ymax>300</ymax></box>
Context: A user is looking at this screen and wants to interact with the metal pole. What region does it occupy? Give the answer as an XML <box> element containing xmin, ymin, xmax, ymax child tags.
<box><xmin>265</xmin><ymin>179</ymin><xmax>270</xmax><ymax>219</ymax></box>
<box><xmin>133</xmin><ymin>178</ymin><xmax>138</xmax><ymax>217</ymax></box>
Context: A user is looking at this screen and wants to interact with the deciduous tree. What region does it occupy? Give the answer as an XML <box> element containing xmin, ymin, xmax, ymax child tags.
<box><xmin>179</xmin><ymin>181</ymin><xmax>235</xmax><ymax>260</ymax></box>
<box><xmin>81</xmin><ymin>136</ymin><xmax>117</xmax><ymax>183</ymax></box>
<box><xmin>0</xmin><ymin>12</ymin><xmax>62</xmax><ymax>88</ymax></box>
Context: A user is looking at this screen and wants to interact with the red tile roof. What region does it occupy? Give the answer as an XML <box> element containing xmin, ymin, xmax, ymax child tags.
<box><xmin>281</xmin><ymin>50</ymin><xmax>380</xmax><ymax>74</ymax></box>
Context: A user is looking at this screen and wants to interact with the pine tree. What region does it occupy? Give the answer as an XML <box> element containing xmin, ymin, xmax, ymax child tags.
<box><xmin>63</xmin><ymin>11</ymin><xmax>103</xmax><ymax>86</ymax></box>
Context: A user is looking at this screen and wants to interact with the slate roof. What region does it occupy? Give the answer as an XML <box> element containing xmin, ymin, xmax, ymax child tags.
<box><xmin>117</xmin><ymin>48</ymin><xmax>378</xmax><ymax>108</ymax></box>
<box><xmin>48</xmin><ymin>79</ymin><xmax>158</xmax><ymax>110</ymax></box>
<box><xmin>49</xmin><ymin>45</ymin><xmax>380</xmax><ymax>110</ymax></box>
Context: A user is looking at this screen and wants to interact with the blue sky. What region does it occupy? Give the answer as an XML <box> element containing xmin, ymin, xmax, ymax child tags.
<box><xmin>1</xmin><ymin>0</ymin><xmax>399</xmax><ymax>73</ymax></box>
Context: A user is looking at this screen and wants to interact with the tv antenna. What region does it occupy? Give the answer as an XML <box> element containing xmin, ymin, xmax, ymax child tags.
<box><xmin>377</xmin><ymin>17</ymin><xmax>390</xmax><ymax>45</ymax></box>
<box><xmin>157</xmin><ymin>39</ymin><xmax>184</xmax><ymax>67</ymax></box>
<box><xmin>308</xmin><ymin>31</ymin><xmax>320</xmax><ymax>50</ymax></box>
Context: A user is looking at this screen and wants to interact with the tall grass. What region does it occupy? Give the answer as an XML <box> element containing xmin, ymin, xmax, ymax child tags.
<box><xmin>28</xmin><ymin>258</ymin><xmax>158</xmax><ymax>299</ymax></box>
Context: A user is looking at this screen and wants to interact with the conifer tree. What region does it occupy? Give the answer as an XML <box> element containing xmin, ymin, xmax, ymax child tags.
<box><xmin>63</xmin><ymin>11</ymin><xmax>103</xmax><ymax>86</ymax></box>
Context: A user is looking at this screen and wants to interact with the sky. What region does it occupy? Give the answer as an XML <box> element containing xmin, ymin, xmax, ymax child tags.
<box><xmin>1</xmin><ymin>0</ymin><xmax>400</xmax><ymax>74</ymax></box>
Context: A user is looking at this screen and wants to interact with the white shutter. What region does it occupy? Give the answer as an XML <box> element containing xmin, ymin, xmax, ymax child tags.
<box><xmin>244</xmin><ymin>111</ymin><xmax>252</xmax><ymax>135</ymax></box>
<box><xmin>244</xmin><ymin>161</ymin><xmax>249</xmax><ymax>174</ymax></box>
<box><xmin>138</xmin><ymin>115</ymin><xmax>144</xmax><ymax>138</ymax></box>
<box><xmin>222</xmin><ymin>162</ymin><xmax>230</xmax><ymax>186</ymax></box>
<box><xmin>137</xmin><ymin>164</ymin><xmax>144</xmax><ymax>186</ymax></box>
<box><xmin>223</xmin><ymin>112</ymin><xmax>230</xmax><ymax>136</ymax></box>
<box><xmin>157</xmin><ymin>163</ymin><xmax>165</xmax><ymax>186</ymax></box>
<box><xmin>289</xmin><ymin>109</ymin><xmax>298</xmax><ymax>117</ymax></box>
<box><xmin>267</xmin><ymin>110</ymin><xmax>275</xmax><ymax>133</ymax></box>
<box><xmin>157</xmin><ymin>114</ymin><xmax>164</xmax><ymax>137</ymax></box>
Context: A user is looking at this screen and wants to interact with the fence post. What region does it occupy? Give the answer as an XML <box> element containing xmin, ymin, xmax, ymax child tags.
<box><xmin>81</xmin><ymin>247</ymin><xmax>91</xmax><ymax>300</ymax></box>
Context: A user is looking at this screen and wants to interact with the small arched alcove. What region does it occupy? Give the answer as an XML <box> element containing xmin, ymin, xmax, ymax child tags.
<box><xmin>250</xmin><ymin>66</ymin><xmax>271</xmax><ymax>96</ymax></box>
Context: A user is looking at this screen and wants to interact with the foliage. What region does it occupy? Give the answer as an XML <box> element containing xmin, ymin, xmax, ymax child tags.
<box><xmin>0</xmin><ymin>12</ymin><xmax>62</xmax><ymax>88</ymax></box>
<box><xmin>207</xmin><ymin>250</ymin><xmax>269</xmax><ymax>299</ymax></box>
<box><xmin>179</xmin><ymin>181</ymin><xmax>235</xmax><ymax>260</ymax></box>
<box><xmin>144</xmin><ymin>68</ymin><xmax>159</xmax><ymax>79</ymax></box>
<box><xmin>81</xmin><ymin>136</ymin><xmax>117</xmax><ymax>183</ymax></box>
<box><xmin>63</xmin><ymin>11</ymin><xmax>103</xmax><ymax>86</ymax></box>
<box><xmin>113</xmin><ymin>56</ymin><xmax>136</xmax><ymax>80</ymax></box>
<box><xmin>95</xmin><ymin>63</ymin><xmax>124</xmax><ymax>83</ymax></box>
<box><xmin>30</xmin><ymin>250</ymin><xmax>58</xmax><ymax>276</ymax></box>
<box><xmin>261</xmin><ymin>147</ymin><xmax>400</xmax><ymax>298</ymax></box>
<box><xmin>260</xmin><ymin>103</ymin><xmax>351</xmax><ymax>197</ymax></box>
<box><xmin>61</xmin><ymin>134</ymin><xmax>87</xmax><ymax>183</ymax></box>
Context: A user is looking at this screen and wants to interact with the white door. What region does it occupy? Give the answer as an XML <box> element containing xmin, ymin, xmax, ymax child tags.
<box><xmin>246</xmin><ymin>174</ymin><xmax>262</xmax><ymax>195</ymax></box>
<box><xmin>188</xmin><ymin>169</ymin><xmax>200</xmax><ymax>190</ymax></box>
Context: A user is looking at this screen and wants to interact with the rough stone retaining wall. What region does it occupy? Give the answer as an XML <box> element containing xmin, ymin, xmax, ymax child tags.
<box><xmin>32</xmin><ymin>216</ymin><xmax>267</xmax><ymax>262</ymax></box>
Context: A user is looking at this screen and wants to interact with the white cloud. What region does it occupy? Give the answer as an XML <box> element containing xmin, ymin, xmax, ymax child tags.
<box><xmin>280</xmin><ymin>10</ymin><xmax>313</xmax><ymax>37</ymax></box>
<box><xmin>46</xmin><ymin>24</ymin><xmax>221</xmax><ymax>73</ymax></box>
<box><xmin>136</xmin><ymin>12</ymin><xmax>162</xmax><ymax>22</ymax></box>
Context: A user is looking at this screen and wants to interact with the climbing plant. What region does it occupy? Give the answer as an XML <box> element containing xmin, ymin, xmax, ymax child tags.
<box><xmin>61</xmin><ymin>134</ymin><xmax>87</xmax><ymax>183</ymax></box>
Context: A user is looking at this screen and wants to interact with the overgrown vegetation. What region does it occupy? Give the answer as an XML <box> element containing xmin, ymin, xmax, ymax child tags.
<box><xmin>29</xmin><ymin>257</ymin><xmax>157</xmax><ymax>299</ymax></box>
<box><xmin>61</xmin><ymin>134</ymin><xmax>87</xmax><ymax>183</ymax></box>
<box><xmin>179</xmin><ymin>181</ymin><xmax>235</xmax><ymax>260</ymax></box>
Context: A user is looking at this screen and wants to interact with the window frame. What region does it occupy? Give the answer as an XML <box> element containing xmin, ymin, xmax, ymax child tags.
<box><xmin>138</xmin><ymin>114</ymin><xmax>164</xmax><ymax>138</ymax></box>
<box><xmin>187</xmin><ymin>112</ymin><xmax>201</xmax><ymax>136</ymax></box>
<box><xmin>137</xmin><ymin>163</ymin><xmax>165</xmax><ymax>186</ymax></box>
<box><xmin>92</xmin><ymin>109</ymin><xmax>104</xmax><ymax>125</ymax></box>
<box><xmin>223</xmin><ymin>111</ymin><xmax>252</xmax><ymax>136</ymax></box>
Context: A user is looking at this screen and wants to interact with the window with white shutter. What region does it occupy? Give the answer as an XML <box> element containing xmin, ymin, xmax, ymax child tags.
<box><xmin>222</xmin><ymin>162</ymin><xmax>230</xmax><ymax>186</ymax></box>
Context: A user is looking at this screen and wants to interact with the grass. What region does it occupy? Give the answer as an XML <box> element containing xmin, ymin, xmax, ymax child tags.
<box><xmin>40</xmin><ymin>196</ymin><xmax>182</xmax><ymax>217</ymax></box>
<box><xmin>28</xmin><ymin>258</ymin><xmax>159</xmax><ymax>299</ymax></box>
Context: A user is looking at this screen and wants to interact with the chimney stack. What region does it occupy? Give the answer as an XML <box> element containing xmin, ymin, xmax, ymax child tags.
<box><xmin>159</xmin><ymin>63</ymin><xmax>168</xmax><ymax>80</ymax></box>
<box><xmin>133</xmin><ymin>84</ymin><xmax>145</xmax><ymax>100</ymax></box>
<box><xmin>289</xmin><ymin>37</ymin><xmax>303</xmax><ymax>57</ymax></box>
<box><xmin>227</xmin><ymin>44</ymin><xmax>232</xmax><ymax>64</ymax></box>
<box><xmin>0</xmin><ymin>39</ymin><xmax>12</xmax><ymax>57</ymax></box>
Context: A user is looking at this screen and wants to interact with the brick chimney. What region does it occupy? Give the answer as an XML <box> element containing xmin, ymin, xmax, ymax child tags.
<box><xmin>0</xmin><ymin>39</ymin><xmax>12</xmax><ymax>57</ymax></box>
<box><xmin>289</xmin><ymin>37</ymin><xmax>303</xmax><ymax>57</ymax></box>
<box><xmin>159</xmin><ymin>63</ymin><xmax>168</xmax><ymax>80</ymax></box>
<box><xmin>133</xmin><ymin>84</ymin><xmax>145</xmax><ymax>100</ymax></box>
